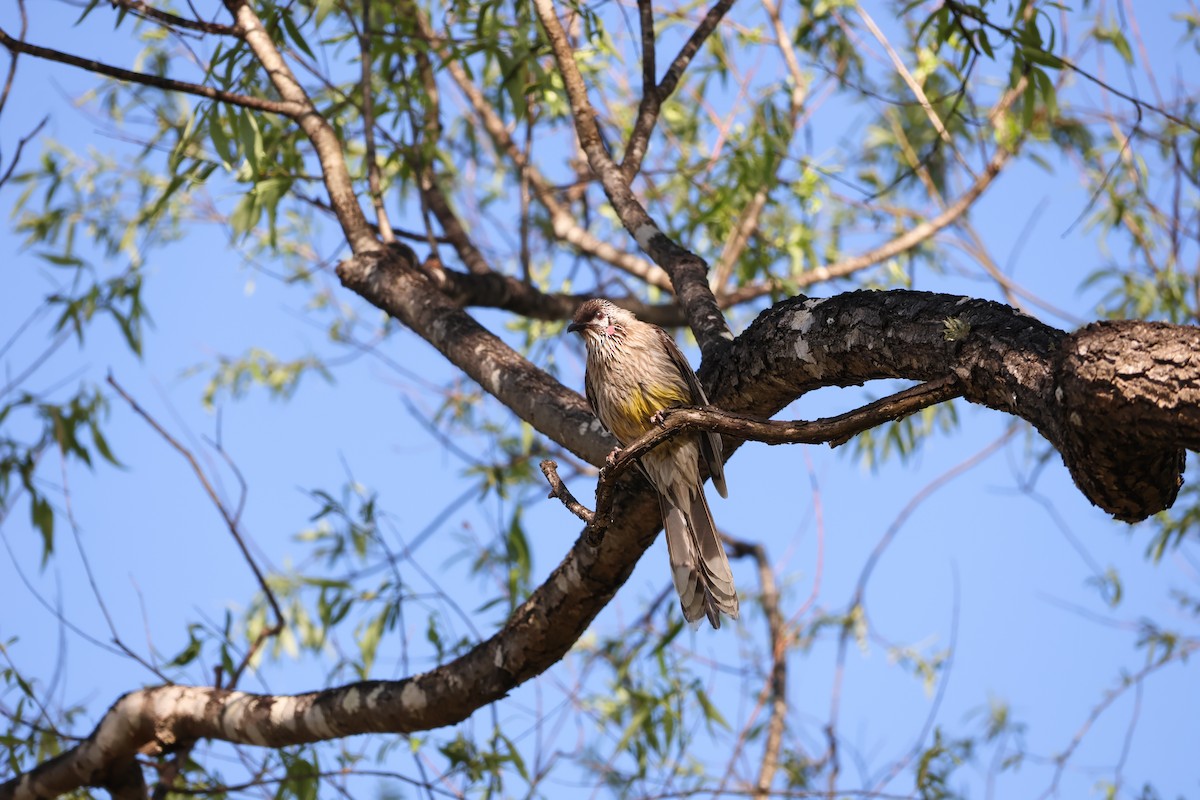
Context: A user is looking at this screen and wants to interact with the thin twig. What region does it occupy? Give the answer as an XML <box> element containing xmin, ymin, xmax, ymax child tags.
<box><xmin>944</xmin><ymin>0</ymin><xmax>1200</xmax><ymax>135</ymax></box>
<box><xmin>358</xmin><ymin>0</ymin><xmax>394</xmax><ymax>243</ymax></box>
<box><xmin>111</xmin><ymin>0</ymin><xmax>239</xmax><ymax>35</ymax></box>
<box><xmin>420</xmin><ymin>10</ymin><xmax>672</xmax><ymax>290</ymax></box>
<box><xmin>0</xmin><ymin>26</ymin><xmax>297</xmax><ymax>116</ymax></box>
<box><xmin>542</xmin><ymin>376</ymin><xmax>961</xmax><ymax>544</ymax></box>
<box><xmin>0</xmin><ymin>0</ymin><xmax>27</xmax><ymax>122</ymax></box>
<box><xmin>724</xmin><ymin>536</ymin><xmax>788</xmax><ymax>799</ymax></box>
<box><xmin>857</xmin><ymin>4</ymin><xmax>976</xmax><ymax>179</ymax></box>
<box><xmin>106</xmin><ymin>374</ymin><xmax>283</xmax><ymax>686</ymax></box>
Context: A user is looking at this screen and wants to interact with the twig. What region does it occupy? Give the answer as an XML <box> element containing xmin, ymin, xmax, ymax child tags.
<box><xmin>542</xmin><ymin>376</ymin><xmax>961</xmax><ymax>544</ymax></box>
<box><xmin>0</xmin><ymin>26</ymin><xmax>297</xmax><ymax>116</ymax></box>
<box><xmin>0</xmin><ymin>116</ymin><xmax>46</xmax><ymax>191</ymax></box>
<box><xmin>111</xmin><ymin>0</ymin><xmax>238</xmax><ymax>35</ymax></box>
<box><xmin>711</xmin><ymin>0</ymin><xmax>815</xmax><ymax>290</ymax></box>
<box><xmin>723</xmin><ymin>536</ymin><xmax>788</xmax><ymax>799</ymax></box>
<box><xmin>539</xmin><ymin>461</ymin><xmax>594</xmax><ymax>529</ymax></box>
<box><xmin>1037</xmin><ymin>639</ymin><xmax>1199</xmax><ymax>800</ymax></box>
<box><xmin>621</xmin><ymin>0</ymin><xmax>737</xmax><ymax>179</ymax></box>
<box><xmin>106</xmin><ymin>374</ymin><xmax>283</xmax><ymax>686</ymax></box>
<box><xmin>0</xmin><ymin>0</ymin><xmax>27</xmax><ymax>123</ymax></box>
<box><xmin>943</xmin><ymin>0</ymin><xmax>1200</xmax><ymax>135</ymax></box>
<box><xmin>720</xmin><ymin>141</ymin><xmax>1014</xmax><ymax>304</ymax></box>
<box><xmin>421</xmin><ymin>8</ymin><xmax>673</xmax><ymax>290</ymax></box>
<box><xmin>857</xmin><ymin>4</ymin><xmax>976</xmax><ymax>180</ymax></box>
<box><xmin>532</xmin><ymin>0</ymin><xmax>731</xmax><ymax>355</ymax></box>
<box><xmin>357</xmin><ymin>0</ymin><xmax>394</xmax><ymax>243</ymax></box>
<box><xmin>221</xmin><ymin>0</ymin><xmax>377</xmax><ymax>254</ymax></box>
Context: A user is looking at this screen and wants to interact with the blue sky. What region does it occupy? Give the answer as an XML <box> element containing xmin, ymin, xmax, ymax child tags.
<box><xmin>1</xmin><ymin>2</ymin><xmax>1198</xmax><ymax>798</ymax></box>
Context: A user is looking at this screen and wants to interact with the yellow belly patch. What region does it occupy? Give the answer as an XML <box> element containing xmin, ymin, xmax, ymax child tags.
<box><xmin>607</xmin><ymin>382</ymin><xmax>690</xmax><ymax>443</ymax></box>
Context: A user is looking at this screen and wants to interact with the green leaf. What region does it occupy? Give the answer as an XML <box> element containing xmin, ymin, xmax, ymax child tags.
<box><xmin>1020</xmin><ymin>46</ymin><xmax>1064</xmax><ymax>69</ymax></box>
<box><xmin>167</xmin><ymin>625</ymin><xmax>204</xmax><ymax>667</ymax></box>
<box><xmin>280</xmin><ymin>9</ymin><xmax>316</xmax><ymax>60</ymax></box>
<box><xmin>30</xmin><ymin>495</ymin><xmax>54</xmax><ymax>563</ymax></box>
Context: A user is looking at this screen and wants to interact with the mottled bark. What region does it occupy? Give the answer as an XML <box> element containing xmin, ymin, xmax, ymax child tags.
<box><xmin>5</xmin><ymin>285</ymin><xmax>1196</xmax><ymax>800</ymax></box>
<box><xmin>703</xmin><ymin>291</ymin><xmax>1191</xmax><ymax>521</ymax></box>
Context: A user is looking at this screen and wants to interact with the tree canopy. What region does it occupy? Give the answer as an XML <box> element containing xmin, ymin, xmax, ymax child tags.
<box><xmin>1</xmin><ymin>1</ymin><xmax>1199</xmax><ymax>799</ymax></box>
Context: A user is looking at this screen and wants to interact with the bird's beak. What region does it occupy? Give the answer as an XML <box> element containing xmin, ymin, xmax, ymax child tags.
<box><xmin>567</xmin><ymin>321</ymin><xmax>584</xmax><ymax>334</ymax></box>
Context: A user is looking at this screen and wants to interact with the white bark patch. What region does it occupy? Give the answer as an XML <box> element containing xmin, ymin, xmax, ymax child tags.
<box><xmin>306</xmin><ymin>702</ymin><xmax>335</xmax><ymax>739</ymax></box>
<box><xmin>483</xmin><ymin>366</ymin><xmax>502</xmax><ymax>394</ymax></box>
<box><xmin>493</xmin><ymin>644</ymin><xmax>505</xmax><ymax>669</ymax></box>
<box><xmin>634</xmin><ymin>223</ymin><xmax>659</xmax><ymax>252</ymax></box>
<box><xmin>270</xmin><ymin>696</ymin><xmax>299</xmax><ymax>733</ymax></box>
<box><xmin>224</xmin><ymin>694</ymin><xmax>268</xmax><ymax>746</ymax></box>
<box><xmin>367</xmin><ymin>684</ymin><xmax>387</xmax><ymax>708</ymax></box>
<box><xmin>788</xmin><ymin>307</ymin><xmax>818</xmax><ymax>364</ymax></box>
<box><xmin>340</xmin><ymin>687</ymin><xmax>363</xmax><ymax>716</ymax></box>
<box><xmin>400</xmin><ymin>681</ymin><xmax>428</xmax><ymax>713</ymax></box>
<box><xmin>578</xmin><ymin>417</ymin><xmax>606</xmax><ymax>439</ymax></box>
<box><xmin>555</xmin><ymin>559</ymin><xmax>582</xmax><ymax>593</ymax></box>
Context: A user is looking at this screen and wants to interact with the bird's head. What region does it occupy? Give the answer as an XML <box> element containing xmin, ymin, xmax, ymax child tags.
<box><xmin>567</xmin><ymin>299</ymin><xmax>628</xmax><ymax>343</ymax></box>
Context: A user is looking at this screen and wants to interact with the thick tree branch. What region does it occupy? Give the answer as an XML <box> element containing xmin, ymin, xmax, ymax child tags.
<box><xmin>703</xmin><ymin>291</ymin><xmax>1193</xmax><ymax>521</ymax></box>
<box><xmin>7</xmin><ymin>287</ymin><xmax>1197</xmax><ymax>799</ymax></box>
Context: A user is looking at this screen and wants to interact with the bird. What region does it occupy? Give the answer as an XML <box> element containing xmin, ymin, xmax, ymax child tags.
<box><xmin>568</xmin><ymin>298</ymin><xmax>738</xmax><ymax>628</ymax></box>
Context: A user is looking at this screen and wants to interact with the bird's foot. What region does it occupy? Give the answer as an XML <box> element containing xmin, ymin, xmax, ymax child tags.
<box><xmin>650</xmin><ymin>409</ymin><xmax>669</xmax><ymax>427</ymax></box>
<box><xmin>605</xmin><ymin>448</ymin><xmax>622</xmax><ymax>468</ymax></box>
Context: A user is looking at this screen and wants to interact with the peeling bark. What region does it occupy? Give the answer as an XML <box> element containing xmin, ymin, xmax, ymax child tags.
<box><xmin>5</xmin><ymin>288</ymin><xmax>1198</xmax><ymax>800</ymax></box>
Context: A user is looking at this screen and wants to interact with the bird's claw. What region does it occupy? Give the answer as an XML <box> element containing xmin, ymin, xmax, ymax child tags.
<box><xmin>605</xmin><ymin>448</ymin><xmax>621</xmax><ymax>468</ymax></box>
<box><xmin>650</xmin><ymin>409</ymin><xmax>668</xmax><ymax>427</ymax></box>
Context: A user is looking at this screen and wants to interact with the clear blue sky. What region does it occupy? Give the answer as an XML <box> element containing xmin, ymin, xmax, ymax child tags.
<box><xmin>1</xmin><ymin>3</ymin><xmax>1197</xmax><ymax>798</ymax></box>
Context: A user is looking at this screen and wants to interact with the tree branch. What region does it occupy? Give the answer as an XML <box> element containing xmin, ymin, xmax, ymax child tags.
<box><xmin>0</xmin><ymin>25</ymin><xmax>298</xmax><ymax>116</ymax></box>
<box><xmin>723</xmin><ymin>535</ymin><xmax>788</xmax><ymax>800</ymax></box>
<box><xmin>546</xmin><ymin>376</ymin><xmax>963</xmax><ymax>543</ymax></box>
<box><xmin>110</xmin><ymin>0</ymin><xmax>239</xmax><ymax>36</ymax></box>
<box><xmin>356</xmin><ymin>0</ymin><xmax>394</xmax><ymax>243</ymax></box>
<box><xmin>7</xmin><ymin>285</ymin><xmax>1198</xmax><ymax>799</ymax></box>
<box><xmin>721</xmin><ymin>142</ymin><xmax>1013</xmax><ymax>304</ymax></box>
<box><xmin>620</xmin><ymin>0</ymin><xmax>737</xmax><ymax>179</ymax></box>
<box><xmin>106</xmin><ymin>375</ymin><xmax>283</xmax><ymax>687</ymax></box>
<box><xmin>417</xmin><ymin>8</ymin><xmax>673</xmax><ymax>290</ymax></box>
<box><xmin>532</xmin><ymin>0</ymin><xmax>731</xmax><ymax>357</ymax></box>
<box><xmin>221</xmin><ymin>0</ymin><xmax>376</xmax><ymax>254</ymax></box>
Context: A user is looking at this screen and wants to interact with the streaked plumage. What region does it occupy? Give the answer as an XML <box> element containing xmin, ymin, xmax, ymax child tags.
<box><xmin>568</xmin><ymin>298</ymin><xmax>738</xmax><ymax>628</ymax></box>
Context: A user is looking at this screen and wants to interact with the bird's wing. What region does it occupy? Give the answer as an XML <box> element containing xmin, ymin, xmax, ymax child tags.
<box><xmin>654</xmin><ymin>326</ymin><xmax>728</xmax><ymax>499</ymax></box>
<box><xmin>583</xmin><ymin>367</ymin><xmax>600</xmax><ymax>419</ymax></box>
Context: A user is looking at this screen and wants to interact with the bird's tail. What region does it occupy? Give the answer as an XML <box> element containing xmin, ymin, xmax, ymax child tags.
<box><xmin>661</xmin><ymin>489</ymin><xmax>739</xmax><ymax>628</ymax></box>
